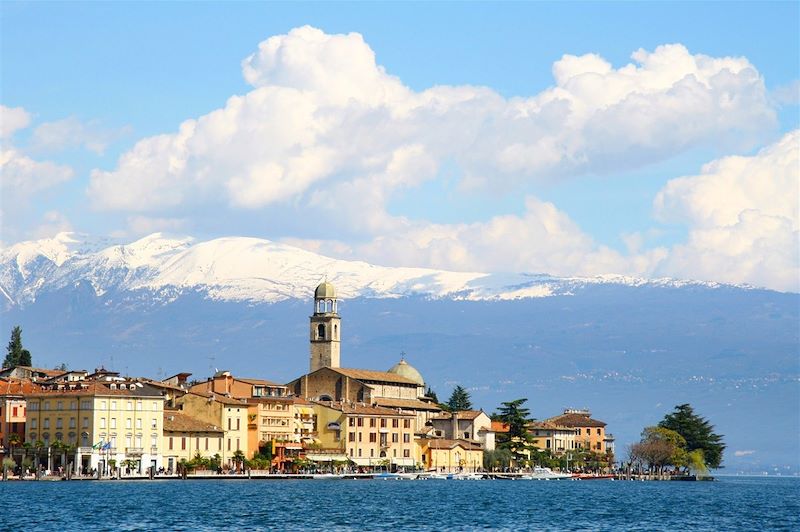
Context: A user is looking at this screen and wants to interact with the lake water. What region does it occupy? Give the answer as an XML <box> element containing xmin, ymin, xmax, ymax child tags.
<box><xmin>0</xmin><ymin>476</ymin><xmax>797</xmax><ymax>530</ymax></box>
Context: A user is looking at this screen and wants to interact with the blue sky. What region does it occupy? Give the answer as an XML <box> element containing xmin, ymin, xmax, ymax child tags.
<box><xmin>1</xmin><ymin>1</ymin><xmax>798</xmax><ymax>290</ymax></box>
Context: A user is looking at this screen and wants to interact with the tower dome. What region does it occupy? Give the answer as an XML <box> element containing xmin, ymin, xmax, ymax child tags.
<box><xmin>388</xmin><ymin>357</ymin><xmax>425</xmax><ymax>386</ymax></box>
<box><xmin>314</xmin><ymin>281</ymin><xmax>336</xmax><ymax>300</ymax></box>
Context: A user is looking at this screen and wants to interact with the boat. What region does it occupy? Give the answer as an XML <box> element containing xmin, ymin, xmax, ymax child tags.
<box><xmin>519</xmin><ymin>467</ymin><xmax>573</xmax><ymax>480</ymax></box>
<box><xmin>310</xmin><ymin>473</ymin><xmax>344</xmax><ymax>479</ymax></box>
<box><xmin>572</xmin><ymin>473</ymin><xmax>614</xmax><ymax>480</ymax></box>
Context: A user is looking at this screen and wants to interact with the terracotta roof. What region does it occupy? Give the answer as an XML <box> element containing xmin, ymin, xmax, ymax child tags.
<box><xmin>26</xmin><ymin>381</ymin><xmax>164</xmax><ymax>398</ymax></box>
<box><xmin>491</xmin><ymin>421</ymin><xmax>510</xmax><ymax>433</ymax></box>
<box><xmin>373</xmin><ymin>398</ymin><xmax>443</xmax><ymax>411</ymax></box>
<box><xmin>426</xmin><ymin>438</ymin><xmax>483</xmax><ymax>451</ymax></box>
<box><xmin>0</xmin><ymin>366</ymin><xmax>65</xmax><ymax>377</ymax></box>
<box><xmin>163</xmin><ymin>411</ymin><xmax>223</xmax><ymax>433</ymax></box>
<box><xmin>0</xmin><ymin>378</ymin><xmax>42</xmax><ymax>395</ymax></box>
<box><xmin>139</xmin><ymin>378</ymin><xmax>187</xmax><ymax>393</ymax></box>
<box><xmin>187</xmin><ymin>391</ymin><xmax>248</xmax><ymax>406</ymax></box>
<box><xmin>529</xmin><ymin>421</ymin><xmax>575</xmax><ymax>431</ymax></box>
<box><xmin>329</xmin><ymin>367</ymin><xmax>418</xmax><ymax>385</ymax></box>
<box><xmin>432</xmin><ymin>409</ymin><xmax>486</xmax><ymax>420</ymax></box>
<box><xmin>546</xmin><ymin>412</ymin><xmax>607</xmax><ymax>428</ymax></box>
<box><xmin>315</xmin><ymin>401</ymin><xmax>415</xmax><ymax>417</ymax></box>
<box><xmin>237</xmin><ymin>377</ymin><xmax>285</xmax><ymax>387</ymax></box>
<box><xmin>292</xmin><ymin>397</ymin><xmax>313</xmax><ymax>406</ymax></box>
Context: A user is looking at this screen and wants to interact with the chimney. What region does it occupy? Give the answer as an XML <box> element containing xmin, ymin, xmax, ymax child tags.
<box><xmin>451</xmin><ymin>411</ymin><xmax>458</xmax><ymax>440</ymax></box>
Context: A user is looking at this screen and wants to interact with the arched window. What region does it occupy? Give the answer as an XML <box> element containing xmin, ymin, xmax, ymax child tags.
<box><xmin>317</xmin><ymin>324</ymin><xmax>325</xmax><ymax>339</ymax></box>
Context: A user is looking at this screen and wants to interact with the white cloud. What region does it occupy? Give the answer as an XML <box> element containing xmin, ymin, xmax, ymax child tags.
<box><xmin>31</xmin><ymin>116</ymin><xmax>130</xmax><ymax>155</ymax></box>
<box><xmin>734</xmin><ymin>450</ymin><xmax>756</xmax><ymax>457</ymax></box>
<box><xmin>654</xmin><ymin>130</ymin><xmax>799</xmax><ymax>291</ymax></box>
<box><xmin>88</xmin><ymin>28</ymin><xmax>776</xmax><ymax>213</ymax></box>
<box><xmin>1</xmin><ymin>105</ymin><xmax>31</xmax><ymax>139</ymax></box>
<box><xmin>0</xmin><ymin>146</ymin><xmax>74</xmax><ymax>196</ymax></box>
<box><xmin>31</xmin><ymin>211</ymin><xmax>73</xmax><ymax>239</ymax></box>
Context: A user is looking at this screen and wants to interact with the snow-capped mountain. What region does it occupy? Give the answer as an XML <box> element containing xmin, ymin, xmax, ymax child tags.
<box><xmin>0</xmin><ymin>232</ymin><xmax>734</xmax><ymax>308</ymax></box>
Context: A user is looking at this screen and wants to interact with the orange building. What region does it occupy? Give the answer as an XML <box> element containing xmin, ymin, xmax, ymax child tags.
<box><xmin>545</xmin><ymin>409</ymin><xmax>613</xmax><ymax>455</ymax></box>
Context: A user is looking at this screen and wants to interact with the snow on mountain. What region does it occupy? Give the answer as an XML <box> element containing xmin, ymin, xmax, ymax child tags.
<box><xmin>0</xmin><ymin>232</ymin><xmax>740</xmax><ymax>307</ymax></box>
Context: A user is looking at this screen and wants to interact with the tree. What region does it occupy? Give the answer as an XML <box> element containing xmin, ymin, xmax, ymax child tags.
<box><xmin>494</xmin><ymin>398</ymin><xmax>533</xmax><ymax>465</ymax></box>
<box><xmin>3</xmin><ymin>326</ymin><xmax>32</xmax><ymax>368</ymax></box>
<box><xmin>630</xmin><ymin>426</ymin><xmax>687</xmax><ymax>474</ymax></box>
<box><xmin>425</xmin><ymin>387</ymin><xmax>439</xmax><ymax>404</ymax></box>
<box><xmin>446</xmin><ymin>385</ymin><xmax>472</xmax><ymax>411</ymax></box>
<box><xmin>659</xmin><ymin>404</ymin><xmax>725</xmax><ymax>469</ymax></box>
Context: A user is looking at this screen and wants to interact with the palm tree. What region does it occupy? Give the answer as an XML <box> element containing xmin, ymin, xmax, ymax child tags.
<box><xmin>7</xmin><ymin>433</ymin><xmax>21</xmax><ymax>463</ymax></box>
<box><xmin>33</xmin><ymin>439</ymin><xmax>45</xmax><ymax>473</ymax></box>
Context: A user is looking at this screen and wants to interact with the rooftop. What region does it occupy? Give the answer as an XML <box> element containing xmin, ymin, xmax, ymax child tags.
<box><xmin>163</xmin><ymin>411</ymin><xmax>223</xmax><ymax>433</ymax></box>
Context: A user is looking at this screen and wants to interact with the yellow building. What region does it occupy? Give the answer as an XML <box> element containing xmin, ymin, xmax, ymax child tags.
<box><xmin>419</xmin><ymin>439</ymin><xmax>484</xmax><ymax>473</ymax></box>
<box><xmin>545</xmin><ymin>409</ymin><xmax>612</xmax><ymax>454</ymax></box>
<box><xmin>25</xmin><ymin>380</ymin><xmax>165</xmax><ymax>474</ymax></box>
<box><xmin>162</xmin><ymin>411</ymin><xmax>224</xmax><ymax>472</ymax></box>
<box><xmin>175</xmin><ymin>391</ymin><xmax>249</xmax><ymax>468</ymax></box>
<box><xmin>530</xmin><ymin>421</ymin><xmax>579</xmax><ymax>455</ymax></box>
<box><xmin>313</xmin><ymin>401</ymin><xmax>417</xmax><ymax>470</ymax></box>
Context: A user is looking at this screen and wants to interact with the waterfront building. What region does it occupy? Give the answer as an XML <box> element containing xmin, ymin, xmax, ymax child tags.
<box><xmin>430</xmin><ymin>410</ymin><xmax>495</xmax><ymax>451</ymax></box>
<box><xmin>189</xmin><ymin>371</ymin><xmax>292</xmax><ymax>458</ymax></box>
<box><xmin>174</xmin><ymin>391</ymin><xmax>249</xmax><ymax>468</ymax></box>
<box><xmin>313</xmin><ymin>401</ymin><xmax>417</xmax><ymax>470</ymax></box>
<box><xmin>162</xmin><ymin>411</ymin><xmax>224</xmax><ymax>472</ymax></box>
<box><xmin>0</xmin><ymin>366</ymin><xmax>63</xmax><ymax>381</ymax></box>
<box><xmin>545</xmin><ymin>409</ymin><xmax>613</xmax><ymax>454</ymax></box>
<box><xmin>24</xmin><ymin>380</ymin><xmax>165</xmax><ymax>474</ymax></box>
<box><xmin>0</xmin><ymin>378</ymin><xmax>39</xmax><ymax>454</ymax></box>
<box><xmin>419</xmin><ymin>438</ymin><xmax>484</xmax><ymax>472</ymax></box>
<box><xmin>529</xmin><ymin>421</ymin><xmax>579</xmax><ymax>455</ymax></box>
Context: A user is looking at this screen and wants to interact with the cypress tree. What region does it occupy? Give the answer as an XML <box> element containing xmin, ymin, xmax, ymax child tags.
<box><xmin>659</xmin><ymin>404</ymin><xmax>725</xmax><ymax>469</ymax></box>
<box><xmin>446</xmin><ymin>385</ymin><xmax>473</xmax><ymax>411</ymax></box>
<box><xmin>3</xmin><ymin>326</ymin><xmax>32</xmax><ymax>368</ymax></box>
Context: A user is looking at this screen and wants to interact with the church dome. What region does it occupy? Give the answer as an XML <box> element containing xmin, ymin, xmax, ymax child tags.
<box><xmin>314</xmin><ymin>281</ymin><xmax>336</xmax><ymax>299</ymax></box>
<box><xmin>388</xmin><ymin>358</ymin><xmax>425</xmax><ymax>386</ymax></box>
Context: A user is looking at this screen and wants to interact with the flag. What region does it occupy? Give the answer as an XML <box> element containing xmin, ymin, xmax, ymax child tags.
<box><xmin>102</xmin><ymin>442</ymin><xmax>112</xmax><ymax>450</ymax></box>
<box><xmin>92</xmin><ymin>440</ymin><xmax>103</xmax><ymax>449</ymax></box>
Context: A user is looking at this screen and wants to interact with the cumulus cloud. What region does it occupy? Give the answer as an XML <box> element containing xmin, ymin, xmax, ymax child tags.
<box><xmin>1</xmin><ymin>105</ymin><xmax>31</xmax><ymax>139</ymax></box>
<box><xmin>31</xmin><ymin>116</ymin><xmax>130</xmax><ymax>155</ymax></box>
<box><xmin>654</xmin><ymin>130</ymin><xmax>799</xmax><ymax>291</ymax></box>
<box><xmin>88</xmin><ymin>26</ymin><xmax>775</xmax><ymax>214</ymax></box>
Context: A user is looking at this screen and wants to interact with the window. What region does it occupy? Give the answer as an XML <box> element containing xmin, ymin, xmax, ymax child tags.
<box><xmin>196</xmin><ymin>437</ymin><xmax>200</xmax><ymax>449</ymax></box>
<box><xmin>546</xmin><ymin>440</ymin><xmax>551</xmax><ymax>448</ymax></box>
<box><xmin>151</xmin><ymin>435</ymin><xmax>158</xmax><ymax>449</ymax></box>
<box><xmin>127</xmin><ymin>401</ymin><xmax>132</xmax><ymax>411</ymax></box>
<box><xmin>236</xmin><ymin>418</ymin><xmax>240</xmax><ymax>431</ymax></box>
<box><xmin>136</xmin><ymin>418</ymin><xmax>142</xmax><ymax>429</ymax></box>
<box><xmin>181</xmin><ymin>437</ymin><xmax>186</xmax><ymax>450</ymax></box>
<box><xmin>317</xmin><ymin>323</ymin><xmax>325</xmax><ymax>339</ymax></box>
<box><xmin>227</xmin><ymin>439</ymin><xmax>231</xmax><ymax>451</ymax></box>
<box><xmin>29</xmin><ymin>402</ymin><xmax>38</xmax><ymax>411</ymax></box>
<box><xmin>137</xmin><ymin>400</ymin><xmax>142</xmax><ymax>409</ymax></box>
<box><xmin>358</xmin><ymin>448</ymin><xmax>362</xmax><ymax>457</ymax></box>
<box><xmin>31</xmin><ymin>419</ymin><xmax>37</xmax><ymax>429</ymax></box>
<box><xmin>380</xmin><ymin>419</ymin><xmax>386</xmax><ymax>428</ymax></box>
<box><xmin>100</xmin><ymin>400</ymin><xmax>106</xmax><ymax>410</ymax></box>
<box><xmin>69</xmin><ymin>417</ymin><xmax>76</xmax><ymax>429</ymax></box>
<box><xmin>403</xmin><ymin>433</ymin><xmax>410</xmax><ymax>443</ymax></box>
<box><xmin>404</xmin><ymin>449</ymin><xmax>410</xmax><ymax>458</ymax></box>
<box><xmin>205</xmin><ymin>438</ymin><xmax>209</xmax><ymax>451</ymax></box>
<box><xmin>370</xmin><ymin>449</ymin><xmax>374</xmax><ymax>458</ymax></box>
<box><xmin>228</xmin><ymin>418</ymin><xmax>231</xmax><ymax>430</ymax></box>
<box><xmin>391</xmin><ymin>433</ymin><xmax>399</xmax><ymax>443</ymax></box>
<box><xmin>169</xmin><ymin>437</ymin><xmax>173</xmax><ymax>450</ymax></box>
<box><xmin>81</xmin><ymin>400</ymin><xmax>91</xmax><ymax>409</ymax></box>
<box><xmin>358</xmin><ymin>433</ymin><xmax>362</xmax><ymax>442</ymax></box>
<box><xmin>403</xmin><ymin>419</ymin><xmax>410</xmax><ymax>429</ymax></box>
<box><xmin>57</xmin><ymin>401</ymin><xmax>63</xmax><ymax>410</ymax></box>
<box><xmin>597</xmin><ymin>428</ymin><xmax>601</xmax><ymax>435</ymax></box>
<box><xmin>111</xmin><ymin>401</ymin><xmax>117</xmax><ymax>410</ymax></box>
<box><xmin>357</xmin><ymin>418</ymin><xmax>363</xmax><ymax>427</ymax></box>
<box><xmin>236</xmin><ymin>438</ymin><xmax>240</xmax><ymax>451</ymax></box>
<box><xmin>392</xmin><ymin>419</ymin><xmax>399</xmax><ymax>428</ymax></box>
<box><xmin>152</xmin><ymin>402</ymin><xmax>158</xmax><ymax>411</ymax></box>
<box><xmin>43</xmin><ymin>419</ymin><xmax>50</xmax><ymax>429</ymax></box>
<box><xmin>151</xmin><ymin>418</ymin><xmax>157</xmax><ymax>429</ymax></box>
<box><xmin>126</xmin><ymin>418</ymin><xmax>132</xmax><ymax>429</ymax></box>
<box><xmin>70</xmin><ymin>401</ymin><xmax>76</xmax><ymax>410</ymax></box>
<box><xmin>349</xmin><ymin>418</ymin><xmax>355</xmax><ymax>427</ymax></box>
<box><xmin>369</xmin><ymin>433</ymin><xmax>377</xmax><ymax>443</ymax></box>
<box><xmin>100</xmin><ymin>417</ymin><xmax>106</xmax><ymax>429</ymax></box>
<box><xmin>348</xmin><ymin>433</ymin><xmax>355</xmax><ymax>442</ymax></box>
<box><xmin>111</xmin><ymin>418</ymin><xmax>117</xmax><ymax>429</ymax></box>
<box><xmin>369</xmin><ymin>418</ymin><xmax>376</xmax><ymax>428</ymax></box>
<box><xmin>126</xmin><ymin>436</ymin><xmax>132</xmax><ymax>448</ymax></box>
<box><xmin>43</xmin><ymin>401</ymin><xmax>49</xmax><ymax>411</ymax></box>
<box><xmin>596</xmin><ymin>442</ymin><xmax>602</xmax><ymax>450</ymax></box>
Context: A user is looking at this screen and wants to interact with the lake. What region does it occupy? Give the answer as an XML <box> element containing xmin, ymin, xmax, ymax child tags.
<box><xmin>0</xmin><ymin>476</ymin><xmax>797</xmax><ymax>530</ymax></box>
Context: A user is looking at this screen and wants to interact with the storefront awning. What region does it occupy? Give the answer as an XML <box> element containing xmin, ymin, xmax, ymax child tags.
<box><xmin>350</xmin><ymin>458</ymin><xmax>378</xmax><ymax>466</ymax></box>
<box><xmin>305</xmin><ymin>453</ymin><xmax>348</xmax><ymax>462</ymax></box>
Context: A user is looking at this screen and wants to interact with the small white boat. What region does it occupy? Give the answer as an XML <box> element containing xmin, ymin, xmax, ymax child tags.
<box><xmin>311</xmin><ymin>473</ymin><xmax>344</xmax><ymax>479</ymax></box>
<box><xmin>519</xmin><ymin>467</ymin><xmax>572</xmax><ymax>480</ymax></box>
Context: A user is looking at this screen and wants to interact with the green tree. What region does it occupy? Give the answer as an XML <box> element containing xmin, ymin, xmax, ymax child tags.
<box><xmin>494</xmin><ymin>398</ymin><xmax>533</xmax><ymax>465</ymax></box>
<box><xmin>3</xmin><ymin>326</ymin><xmax>32</xmax><ymax>368</ymax></box>
<box><xmin>632</xmin><ymin>426</ymin><xmax>687</xmax><ymax>473</ymax></box>
<box><xmin>425</xmin><ymin>386</ymin><xmax>439</xmax><ymax>404</ymax></box>
<box><xmin>659</xmin><ymin>404</ymin><xmax>725</xmax><ymax>469</ymax></box>
<box><xmin>446</xmin><ymin>385</ymin><xmax>473</xmax><ymax>411</ymax></box>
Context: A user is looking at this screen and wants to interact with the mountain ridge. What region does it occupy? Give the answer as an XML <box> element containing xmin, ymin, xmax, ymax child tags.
<box><xmin>0</xmin><ymin>232</ymin><xmax>755</xmax><ymax>308</ymax></box>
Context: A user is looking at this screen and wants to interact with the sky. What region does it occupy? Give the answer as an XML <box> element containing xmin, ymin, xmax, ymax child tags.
<box><xmin>1</xmin><ymin>1</ymin><xmax>799</xmax><ymax>291</ymax></box>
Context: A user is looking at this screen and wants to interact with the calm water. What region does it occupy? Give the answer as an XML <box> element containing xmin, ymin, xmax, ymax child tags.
<box><xmin>0</xmin><ymin>477</ymin><xmax>797</xmax><ymax>531</ymax></box>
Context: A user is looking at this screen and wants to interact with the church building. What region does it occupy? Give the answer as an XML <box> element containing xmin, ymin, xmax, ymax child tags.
<box><xmin>287</xmin><ymin>282</ymin><xmax>441</xmax><ymax>432</ymax></box>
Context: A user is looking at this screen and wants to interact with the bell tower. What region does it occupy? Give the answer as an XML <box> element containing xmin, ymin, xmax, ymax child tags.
<box><xmin>309</xmin><ymin>281</ymin><xmax>341</xmax><ymax>372</ymax></box>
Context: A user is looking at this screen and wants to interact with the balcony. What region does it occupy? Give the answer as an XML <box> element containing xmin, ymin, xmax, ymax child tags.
<box><xmin>125</xmin><ymin>447</ymin><xmax>144</xmax><ymax>456</ymax></box>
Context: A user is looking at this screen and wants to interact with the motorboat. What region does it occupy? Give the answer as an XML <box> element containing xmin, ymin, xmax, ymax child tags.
<box><xmin>519</xmin><ymin>467</ymin><xmax>573</xmax><ymax>480</ymax></box>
